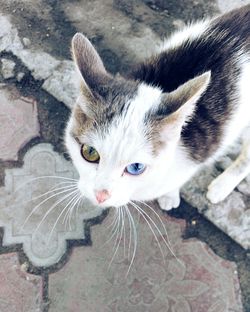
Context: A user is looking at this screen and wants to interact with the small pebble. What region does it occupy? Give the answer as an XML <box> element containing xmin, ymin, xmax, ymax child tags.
<box><xmin>1</xmin><ymin>58</ymin><xmax>15</xmax><ymax>79</ymax></box>
<box><xmin>23</xmin><ymin>37</ymin><xmax>31</xmax><ymax>47</ymax></box>
<box><xmin>21</xmin><ymin>262</ymin><xmax>29</xmax><ymax>272</ymax></box>
<box><xmin>17</xmin><ymin>72</ymin><xmax>25</xmax><ymax>82</ymax></box>
<box><xmin>191</xmin><ymin>220</ymin><xmax>197</xmax><ymax>226</ymax></box>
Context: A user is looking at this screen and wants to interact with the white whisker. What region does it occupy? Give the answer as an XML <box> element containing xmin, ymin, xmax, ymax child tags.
<box><xmin>14</xmin><ymin>175</ymin><xmax>78</xmax><ymax>193</ymax></box>
<box><xmin>20</xmin><ymin>185</ymin><xmax>78</xmax><ymax>231</ymax></box>
<box><xmin>47</xmin><ymin>191</ymin><xmax>80</xmax><ymax>243</ymax></box>
<box><xmin>122</xmin><ymin>206</ymin><xmax>126</xmax><ymax>258</ymax></box>
<box><xmin>108</xmin><ymin>207</ymin><xmax>124</xmax><ymax>269</ymax></box>
<box><xmin>103</xmin><ymin>208</ymin><xmax>120</xmax><ymax>247</ymax></box>
<box><xmin>24</xmin><ymin>182</ymin><xmax>78</xmax><ymax>205</ymax></box>
<box><xmin>131</xmin><ymin>201</ymin><xmax>183</xmax><ymax>266</ymax></box>
<box><xmin>125</xmin><ymin>205</ymin><xmax>132</xmax><ymax>261</ymax></box>
<box><xmin>125</xmin><ymin>205</ymin><xmax>137</xmax><ymax>277</ymax></box>
<box><xmin>106</xmin><ymin>209</ymin><xmax>119</xmax><ymax>230</ymax></box>
<box><xmin>75</xmin><ymin>197</ymin><xmax>83</xmax><ymax>216</ymax></box>
<box><xmin>111</xmin><ymin>207</ymin><xmax>122</xmax><ymax>251</ymax></box>
<box><xmin>32</xmin><ymin>189</ymin><xmax>78</xmax><ymax>237</ymax></box>
<box><xmin>66</xmin><ymin>195</ymin><xmax>82</xmax><ymax>230</ymax></box>
<box><xmin>62</xmin><ymin>194</ymin><xmax>79</xmax><ymax>227</ymax></box>
<box><xmin>138</xmin><ymin>200</ymin><xmax>177</xmax><ymax>260</ymax></box>
<box><xmin>130</xmin><ymin>201</ymin><xmax>165</xmax><ymax>262</ymax></box>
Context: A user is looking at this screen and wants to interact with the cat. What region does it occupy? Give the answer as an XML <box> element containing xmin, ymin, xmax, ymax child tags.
<box><xmin>65</xmin><ymin>5</ymin><xmax>250</xmax><ymax>211</ymax></box>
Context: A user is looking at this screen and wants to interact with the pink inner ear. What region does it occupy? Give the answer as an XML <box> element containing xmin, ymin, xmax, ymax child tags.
<box><xmin>156</xmin><ymin>71</ymin><xmax>211</xmax><ymax>143</ymax></box>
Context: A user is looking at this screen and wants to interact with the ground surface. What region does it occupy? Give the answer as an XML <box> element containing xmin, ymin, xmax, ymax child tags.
<box><xmin>0</xmin><ymin>0</ymin><xmax>250</xmax><ymax>311</ymax></box>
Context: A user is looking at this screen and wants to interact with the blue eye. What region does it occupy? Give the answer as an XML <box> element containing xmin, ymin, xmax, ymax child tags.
<box><xmin>125</xmin><ymin>163</ymin><xmax>146</xmax><ymax>175</ymax></box>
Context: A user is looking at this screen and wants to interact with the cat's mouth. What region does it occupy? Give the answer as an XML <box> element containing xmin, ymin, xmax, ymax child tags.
<box><xmin>90</xmin><ymin>194</ymin><xmax>131</xmax><ymax>209</ymax></box>
<box><xmin>94</xmin><ymin>199</ymin><xmax>128</xmax><ymax>209</ymax></box>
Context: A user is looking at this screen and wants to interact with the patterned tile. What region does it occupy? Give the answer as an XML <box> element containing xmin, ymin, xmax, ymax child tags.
<box><xmin>0</xmin><ymin>84</ymin><xmax>39</xmax><ymax>161</ymax></box>
<box><xmin>0</xmin><ymin>253</ymin><xmax>42</xmax><ymax>312</ymax></box>
<box><xmin>0</xmin><ymin>143</ymin><xmax>102</xmax><ymax>267</ymax></box>
<box><xmin>49</xmin><ymin>204</ymin><xmax>243</xmax><ymax>312</ymax></box>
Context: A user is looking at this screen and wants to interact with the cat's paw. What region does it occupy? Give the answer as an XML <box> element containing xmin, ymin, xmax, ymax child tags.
<box><xmin>158</xmin><ymin>192</ymin><xmax>180</xmax><ymax>211</ymax></box>
<box><xmin>206</xmin><ymin>177</ymin><xmax>234</xmax><ymax>204</ymax></box>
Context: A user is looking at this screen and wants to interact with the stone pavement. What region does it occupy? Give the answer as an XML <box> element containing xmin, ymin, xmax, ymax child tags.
<box><xmin>49</xmin><ymin>210</ymin><xmax>242</xmax><ymax>312</ymax></box>
<box><xmin>0</xmin><ymin>0</ymin><xmax>249</xmax><ymax>311</ymax></box>
<box><xmin>0</xmin><ymin>253</ymin><xmax>42</xmax><ymax>312</ymax></box>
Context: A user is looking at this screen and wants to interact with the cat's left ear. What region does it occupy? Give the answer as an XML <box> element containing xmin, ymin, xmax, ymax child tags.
<box><xmin>155</xmin><ymin>71</ymin><xmax>211</xmax><ymax>139</ymax></box>
<box><xmin>71</xmin><ymin>33</ymin><xmax>112</xmax><ymax>98</ymax></box>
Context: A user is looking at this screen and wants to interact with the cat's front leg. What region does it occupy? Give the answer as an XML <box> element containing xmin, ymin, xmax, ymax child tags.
<box><xmin>207</xmin><ymin>137</ymin><xmax>250</xmax><ymax>204</ymax></box>
<box><xmin>158</xmin><ymin>189</ymin><xmax>180</xmax><ymax>211</ymax></box>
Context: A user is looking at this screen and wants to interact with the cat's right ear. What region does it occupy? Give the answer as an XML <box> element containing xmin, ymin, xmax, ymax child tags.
<box><xmin>71</xmin><ymin>33</ymin><xmax>112</xmax><ymax>99</ymax></box>
<box><xmin>150</xmin><ymin>71</ymin><xmax>211</xmax><ymax>142</ymax></box>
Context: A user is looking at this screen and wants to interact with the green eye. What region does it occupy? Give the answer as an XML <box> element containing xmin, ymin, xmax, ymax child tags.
<box><xmin>81</xmin><ymin>144</ymin><xmax>100</xmax><ymax>163</ymax></box>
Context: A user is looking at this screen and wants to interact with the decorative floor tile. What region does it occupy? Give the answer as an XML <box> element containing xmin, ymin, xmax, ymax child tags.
<box><xmin>0</xmin><ymin>84</ymin><xmax>39</xmax><ymax>161</ymax></box>
<box><xmin>0</xmin><ymin>143</ymin><xmax>102</xmax><ymax>267</ymax></box>
<box><xmin>0</xmin><ymin>253</ymin><xmax>42</xmax><ymax>312</ymax></box>
<box><xmin>49</xmin><ymin>204</ymin><xmax>243</xmax><ymax>312</ymax></box>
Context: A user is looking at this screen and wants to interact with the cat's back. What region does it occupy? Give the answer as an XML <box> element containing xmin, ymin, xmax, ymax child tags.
<box><xmin>211</xmin><ymin>4</ymin><xmax>250</xmax><ymax>44</ymax></box>
<box><xmin>133</xmin><ymin>5</ymin><xmax>250</xmax><ymax>93</ymax></box>
<box><xmin>132</xmin><ymin>5</ymin><xmax>250</xmax><ymax>162</ymax></box>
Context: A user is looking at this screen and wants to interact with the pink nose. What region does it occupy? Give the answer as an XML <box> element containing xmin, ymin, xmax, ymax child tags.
<box><xmin>95</xmin><ymin>189</ymin><xmax>111</xmax><ymax>204</ymax></box>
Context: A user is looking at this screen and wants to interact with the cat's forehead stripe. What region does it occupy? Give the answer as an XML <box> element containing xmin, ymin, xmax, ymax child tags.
<box><xmin>108</xmin><ymin>83</ymin><xmax>162</xmax><ymax>141</ymax></box>
<box><xmin>85</xmin><ymin>84</ymin><xmax>162</xmax><ymax>160</ymax></box>
<box><xmin>96</xmin><ymin>81</ymin><xmax>162</xmax><ymax>125</ymax></box>
<box><xmin>91</xmin><ymin>79</ymin><xmax>139</xmax><ymax>126</ymax></box>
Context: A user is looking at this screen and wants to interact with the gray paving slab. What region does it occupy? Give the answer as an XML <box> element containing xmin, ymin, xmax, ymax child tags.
<box><xmin>0</xmin><ymin>143</ymin><xmax>102</xmax><ymax>267</ymax></box>
<box><xmin>182</xmin><ymin>142</ymin><xmax>250</xmax><ymax>249</ymax></box>
<box><xmin>0</xmin><ymin>253</ymin><xmax>43</xmax><ymax>312</ymax></box>
<box><xmin>0</xmin><ymin>84</ymin><xmax>39</xmax><ymax>161</ymax></box>
<box><xmin>49</xmin><ymin>206</ymin><xmax>243</xmax><ymax>312</ymax></box>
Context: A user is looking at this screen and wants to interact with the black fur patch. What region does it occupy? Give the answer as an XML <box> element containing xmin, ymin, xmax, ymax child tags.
<box><xmin>92</xmin><ymin>78</ymin><xmax>139</xmax><ymax>124</ymax></box>
<box><xmin>130</xmin><ymin>5</ymin><xmax>250</xmax><ymax>162</ymax></box>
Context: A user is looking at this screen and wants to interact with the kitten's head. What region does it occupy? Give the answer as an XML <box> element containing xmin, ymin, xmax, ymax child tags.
<box><xmin>65</xmin><ymin>33</ymin><xmax>210</xmax><ymax>208</ymax></box>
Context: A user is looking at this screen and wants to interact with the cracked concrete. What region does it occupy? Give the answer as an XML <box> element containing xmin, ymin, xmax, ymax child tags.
<box><xmin>0</xmin><ymin>14</ymin><xmax>77</xmax><ymax>108</ymax></box>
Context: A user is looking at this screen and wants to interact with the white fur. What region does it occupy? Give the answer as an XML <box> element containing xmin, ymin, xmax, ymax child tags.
<box><xmin>66</xmin><ymin>80</ymin><xmax>201</xmax><ymax>208</ymax></box>
<box><xmin>158</xmin><ymin>190</ymin><xmax>180</xmax><ymax>211</ymax></box>
<box><xmin>206</xmin><ymin>55</ymin><xmax>250</xmax><ymax>203</ymax></box>
<box><xmin>65</xmin><ymin>84</ymin><xmax>165</xmax><ymax>207</ymax></box>
<box><xmin>160</xmin><ymin>20</ymin><xmax>209</xmax><ymax>52</ymax></box>
<box><xmin>66</xmin><ymin>28</ymin><xmax>250</xmax><ymax>209</ymax></box>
